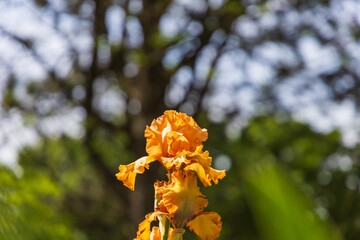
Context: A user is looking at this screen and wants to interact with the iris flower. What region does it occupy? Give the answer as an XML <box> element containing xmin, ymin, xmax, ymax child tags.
<box><xmin>116</xmin><ymin>111</ymin><xmax>225</xmax><ymax>190</ymax></box>
<box><xmin>116</xmin><ymin>110</ymin><xmax>225</xmax><ymax>240</ymax></box>
<box><xmin>134</xmin><ymin>171</ymin><xmax>222</xmax><ymax>240</ymax></box>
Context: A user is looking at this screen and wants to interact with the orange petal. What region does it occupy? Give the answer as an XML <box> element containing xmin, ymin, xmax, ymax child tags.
<box><xmin>187</xmin><ymin>146</ymin><xmax>212</xmax><ymax>168</ymax></box>
<box><xmin>116</xmin><ymin>164</ymin><xmax>137</xmax><ymax>191</ymax></box>
<box><xmin>184</xmin><ymin>163</ymin><xmax>211</xmax><ymax>187</ymax></box>
<box><xmin>171</xmin><ymin>111</ymin><xmax>208</xmax><ymax>146</ymax></box>
<box><xmin>150</xmin><ymin>226</ymin><xmax>161</xmax><ymax>240</ymax></box>
<box><xmin>161</xmin><ymin>171</ymin><xmax>208</xmax><ymax>228</ymax></box>
<box><xmin>136</xmin><ymin>213</ymin><xmax>156</xmax><ymax>240</ymax></box>
<box><xmin>187</xmin><ymin>212</ymin><xmax>222</xmax><ymax>240</ymax></box>
<box><xmin>165</xmin><ymin>131</ymin><xmax>190</xmax><ymax>156</ymax></box>
<box><xmin>149</xmin><ymin>227</ymin><xmax>174</xmax><ymax>240</ymax></box>
<box><xmin>116</xmin><ymin>156</ymin><xmax>156</xmax><ymax>191</ymax></box>
<box><xmin>136</xmin><ymin>212</ymin><xmax>164</xmax><ymax>240</ymax></box>
<box><xmin>185</xmin><ymin>149</ymin><xmax>226</xmax><ymax>186</ymax></box>
<box><xmin>208</xmin><ymin>167</ymin><xmax>226</xmax><ymax>185</ymax></box>
<box><xmin>145</xmin><ymin>110</ymin><xmax>208</xmax><ymax>160</ymax></box>
<box><xmin>145</xmin><ymin>125</ymin><xmax>163</xmax><ymax>159</ymax></box>
<box><xmin>160</xmin><ymin>151</ymin><xmax>190</xmax><ymax>170</ymax></box>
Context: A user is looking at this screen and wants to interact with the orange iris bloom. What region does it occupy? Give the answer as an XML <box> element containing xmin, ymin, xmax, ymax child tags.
<box><xmin>157</xmin><ymin>171</ymin><xmax>222</xmax><ymax>239</ymax></box>
<box><xmin>116</xmin><ymin>110</ymin><xmax>226</xmax><ymax>240</ymax></box>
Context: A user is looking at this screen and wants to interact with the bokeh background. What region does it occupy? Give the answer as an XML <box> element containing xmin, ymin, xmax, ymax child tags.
<box><xmin>1</xmin><ymin>0</ymin><xmax>360</xmax><ymax>239</ymax></box>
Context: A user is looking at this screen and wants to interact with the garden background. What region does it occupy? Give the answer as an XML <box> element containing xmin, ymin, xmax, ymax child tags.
<box><xmin>0</xmin><ymin>0</ymin><xmax>360</xmax><ymax>239</ymax></box>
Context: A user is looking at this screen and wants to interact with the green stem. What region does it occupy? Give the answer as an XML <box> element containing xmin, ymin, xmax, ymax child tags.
<box><xmin>160</xmin><ymin>216</ymin><xmax>170</xmax><ymax>240</ymax></box>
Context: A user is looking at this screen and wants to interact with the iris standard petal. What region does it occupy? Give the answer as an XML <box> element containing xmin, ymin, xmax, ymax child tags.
<box><xmin>145</xmin><ymin>110</ymin><xmax>208</xmax><ymax>161</ymax></box>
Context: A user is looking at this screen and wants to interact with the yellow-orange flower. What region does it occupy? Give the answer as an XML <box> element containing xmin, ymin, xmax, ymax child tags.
<box><xmin>145</xmin><ymin>110</ymin><xmax>208</xmax><ymax>159</ymax></box>
<box><xmin>116</xmin><ymin>110</ymin><xmax>220</xmax><ymax>191</ymax></box>
<box><xmin>116</xmin><ymin>110</ymin><xmax>225</xmax><ymax>239</ymax></box>
<box><xmin>154</xmin><ymin>171</ymin><xmax>223</xmax><ymax>240</ymax></box>
<box><xmin>157</xmin><ymin>171</ymin><xmax>208</xmax><ymax>228</ymax></box>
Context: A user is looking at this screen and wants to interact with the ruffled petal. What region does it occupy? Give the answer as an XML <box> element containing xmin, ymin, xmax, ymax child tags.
<box><xmin>185</xmin><ymin>148</ymin><xmax>226</xmax><ymax>186</ymax></box>
<box><xmin>186</xmin><ymin>146</ymin><xmax>212</xmax><ymax>168</ymax></box>
<box><xmin>145</xmin><ymin>125</ymin><xmax>163</xmax><ymax>159</ymax></box>
<box><xmin>116</xmin><ymin>165</ymin><xmax>137</xmax><ymax>191</ymax></box>
<box><xmin>145</xmin><ymin>110</ymin><xmax>208</xmax><ymax>161</ymax></box>
<box><xmin>160</xmin><ymin>151</ymin><xmax>190</xmax><ymax>170</ymax></box>
<box><xmin>165</xmin><ymin>131</ymin><xmax>190</xmax><ymax>156</ymax></box>
<box><xmin>172</xmin><ymin>112</ymin><xmax>208</xmax><ymax>147</ymax></box>
<box><xmin>187</xmin><ymin>212</ymin><xmax>222</xmax><ymax>240</ymax></box>
<box><xmin>208</xmin><ymin>167</ymin><xmax>226</xmax><ymax>185</ymax></box>
<box><xmin>116</xmin><ymin>156</ymin><xmax>156</xmax><ymax>191</ymax></box>
<box><xmin>160</xmin><ymin>171</ymin><xmax>208</xmax><ymax>227</ymax></box>
<box><xmin>184</xmin><ymin>163</ymin><xmax>211</xmax><ymax>187</ymax></box>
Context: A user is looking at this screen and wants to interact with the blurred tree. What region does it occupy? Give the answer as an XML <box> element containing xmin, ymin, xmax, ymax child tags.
<box><xmin>0</xmin><ymin>0</ymin><xmax>359</xmax><ymax>239</ymax></box>
<box><xmin>0</xmin><ymin>164</ymin><xmax>85</xmax><ymax>240</ymax></box>
<box><xmin>15</xmin><ymin>135</ymin><xmax>135</xmax><ymax>239</ymax></box>
<box><xmin>201</xmin><ymin>115</ymin><xmax>359</xmax><ymax>239</ymax></box>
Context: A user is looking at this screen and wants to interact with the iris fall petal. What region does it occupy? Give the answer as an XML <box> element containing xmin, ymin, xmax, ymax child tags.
<box><xmin>160</xmin><ymin>171</ymin><xmax>208</xmax><ymax>227</ymax></box>
<box><xmin>116</xmin><ymin>156</ymin><xmax>156</xmax><ymax>191</ymax></box>
<box><xmin>187</xmin><ymin>212</ymin><xmax>222</xmax><ymax>240</ymax></box>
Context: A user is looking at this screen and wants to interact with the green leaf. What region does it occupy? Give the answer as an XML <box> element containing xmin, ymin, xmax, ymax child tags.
<box><xmin>243</xmin><ymin>160</ymin><xmax>343</xmax><ymax>240</ymax></box>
